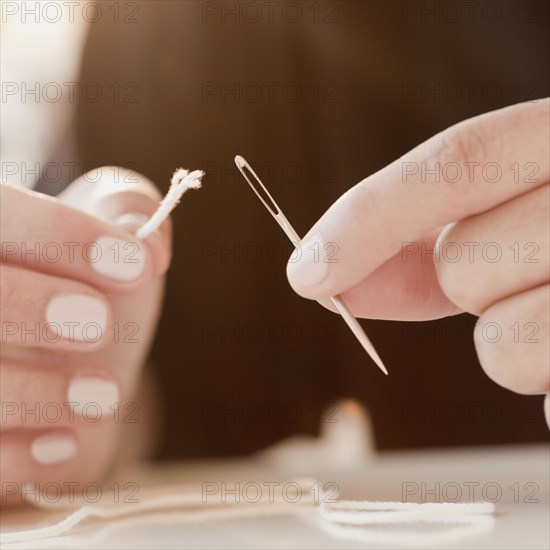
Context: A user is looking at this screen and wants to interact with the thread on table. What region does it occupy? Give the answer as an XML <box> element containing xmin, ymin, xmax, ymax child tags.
<box><xmin>318</xmin><ymin>499</ymin><xmax>495</xmax><ymax>524</ymax></box>
<box><xmin>0</xmin><ymin>481</ymin><xmax>495</xmax><ymax>546</ymax></box>
<box><xmin>135</xmin><ymin>168</ymin><xmax>203</xmax><ymax>240</ymax></box>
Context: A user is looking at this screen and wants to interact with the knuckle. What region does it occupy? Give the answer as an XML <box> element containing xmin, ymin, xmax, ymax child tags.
<box><xmin>438</xmin><ymin>123</ymin><xmax>485</xmax><ymax>165</ymax></box>
<box><xmin>429</xmin><ymin>122</ymin><xmax>493</xmax><ymax>205</ymax></box>
<box><xmin>1</xmin><ymin>269</ymin><xmax>27</xmax><ymax>317</ymax></box>
<box><xmin>349</xmin><ymin>174</ymin><xmax>381</xmax><ymax>212</ymax></box>
<box><xmin>2</xmin><ymin>287</ymin><xmax>21</xmax><ymax>321</ymax></box>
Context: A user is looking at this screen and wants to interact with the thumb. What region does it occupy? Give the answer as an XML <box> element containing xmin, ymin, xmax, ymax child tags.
<box><xmin>58</xmin><ymin>166</ymin><xmax>172</xmax><ymax>277</ymax></box>
<box><xmin>286</xmin><ymin>100</ymin><xmax>548</xmax><ymax>301</ymax></box>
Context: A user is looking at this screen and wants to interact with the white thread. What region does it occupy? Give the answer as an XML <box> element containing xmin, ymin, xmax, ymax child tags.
<box><xmin>135</xmin><ymin>168</ymin><xmax>203</xmax><ymax>240</ymax></box>
<box><xmin>318</xmin><ymin>500</ymin><xmax>495</xmax><ymax>525</ymax></box>
<box><xmin>1</xmin><ymin>479</ymin><xmax>495</xmax><ymax>546</ymax></box>
<box><xmin>0</xmin><ymin>479</ymin><xmax>316</xmax><ymax>545</ymax></box>
<box><xmin>2</xmin><ymin>506</ymin><xmax>315</xmax><ymax>550</ymax></box>
<box><xmin>317</xmin><ymin>515</ymin><xmax>496</xmax><ymax>547</ymax></box>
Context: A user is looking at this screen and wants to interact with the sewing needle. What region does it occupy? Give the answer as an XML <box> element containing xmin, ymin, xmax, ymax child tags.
<box><xmin>235</xmin><ymin>155</ymin><xmax>388</xmax><ymax>375</ymax></box>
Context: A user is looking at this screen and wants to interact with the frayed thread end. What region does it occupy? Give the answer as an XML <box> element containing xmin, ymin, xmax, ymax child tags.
<box><xmin>135</xmin><ymin>167</ymin><xmax>204</xmax><ymax>240</ymax></box>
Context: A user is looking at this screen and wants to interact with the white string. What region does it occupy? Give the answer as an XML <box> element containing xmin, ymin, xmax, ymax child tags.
<box><xmin>1</xmin><ymin>479</ymin><xmax>495</xmax><ymax>546</ymax></box>
<box><xmin>2</xmin><ymin>506</ymin><xmax>315</xmax><ymax>550</ymax></box>
<box><xmin>1</xmin><ymin>492</ymin><xmax>295</xmax><ymax>545</ymax></box>
<box><xmin>135</xmin><ymin>168</ymin><xmax>203</xmax><ymax>240</ymax></box>
<box><xmin>318</xmin><ymin>500</ymin><xmax>495</xmax><ymax>525</ymax></box>
<box><xmin>0</xmin><ymin>479</ymin><xmax>317</xmax><ymax>545</ymax></box>
<box><xmin>317</xmin><ymin>515</ymin><xmax>496</xmax><ymax>547</ymax></box>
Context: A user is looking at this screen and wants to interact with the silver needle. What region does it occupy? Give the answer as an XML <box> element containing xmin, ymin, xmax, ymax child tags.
<box><xmin>235</xmin><ymin>155</ymin><xmax>388</xmax><ymax>375</ymax></box>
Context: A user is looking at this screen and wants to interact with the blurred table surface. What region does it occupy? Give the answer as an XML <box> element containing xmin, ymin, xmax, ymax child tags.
<box><xmin>2</xmin><ymin>443</ymin><xmax>549</xmax><ymax>549</ymax></box>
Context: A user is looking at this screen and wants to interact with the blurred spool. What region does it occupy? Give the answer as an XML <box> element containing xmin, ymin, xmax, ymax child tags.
<box><xmin>257</xmin><ymin>399</ymin><xmax>374</xmax><ymax>471</ymax></box>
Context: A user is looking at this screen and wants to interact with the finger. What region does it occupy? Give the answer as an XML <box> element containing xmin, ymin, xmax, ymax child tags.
<box><xmin>474</xmin><ymin>284</ymin><xmax>549</xmax><ymax>395</ymax></box>
<box><xmin>1</xmin><ymin>183</ymin><xmax>152</xmax><ymax>293</ymax></box>
<box><xmin>0</xmin><ymin>424</ymin><xmax>118</xmax><ymax>501</ymax></box>
<box><xmin>318</xmin><ymin>227</ymin><xmax>460</xmax><ymax>320</ymax></box>
<box><xmin>287</xmin><ymin>99</ymin><xmax>549</xmax><ymax>300</ymax></box>
<box><xmin>59</xmin><ymin>166</ymin><xmax>172</xmax><ymax>277</ymax></box>
<box><xmin>0</xmin><ymin>429</ymin><xmax>79</xmax><ymax>486</ymax></box>
<box><xmin>1</xmin><ymin>265</ymin><xmax>112</xmax><ymax>350</ymax></box>
<box><xmin>0</xmin><ymin>358</ymin><xmax>120</xmax><ymax>428</ymax></box>
<box><xmin>436</xmin><ymin>184</ymin><xmax>549</xmax><ymax>315</ymax></box>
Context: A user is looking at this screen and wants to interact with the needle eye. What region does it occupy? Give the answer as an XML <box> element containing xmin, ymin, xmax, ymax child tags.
<box><xmin>235</xmin><ymin>155</ymin><xmax>280</xmax><ymax>218</ymax></box>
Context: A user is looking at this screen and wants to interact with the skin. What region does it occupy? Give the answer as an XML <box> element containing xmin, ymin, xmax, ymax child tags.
<box><xmin>0</xmin><ymin>168</ymin><xmax>171</xmax><ymax>504</ymax></box>
<box><xmin>1</xmin><ymin>100</ymin><xmax>547</xmax><ymax>504</ymax></box>
<box><xmin>287</xmin><ymin>99</ymin><xmax>550</xmax><ymax>427</ymax></box>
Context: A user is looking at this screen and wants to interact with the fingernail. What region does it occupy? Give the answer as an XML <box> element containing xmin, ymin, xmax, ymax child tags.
<box><xmin>287</xmin><ymin>233</ymin><xmax>330</xmax><ymax>288</ymax></box>
<box><xmin>114</xmin><ymin>212</ymin><xmax>165</xmax><ymax>245</ymax></box>
<box><xmin>113</xmin><ymin>212</ymin><xmax>150</xmax><ymax>231</ymax></box>
<box><xmin>46</xmin><ymin>293</ymin><xmax>108</xmax><ymax>342</ymax></box>
<box><xmin>91</xmin><ymin>235</ymin><xmax>146</xmax><ymax>281</ymax></box>
<box><xmin>67</xmin><ymin>377</ymin><xmax>119</xmax><ymax>417</ymax></box>
<box><xmin>31</xmin><ymin>433</ymin><xmax>77</xmax><ymax>465</ymax></box>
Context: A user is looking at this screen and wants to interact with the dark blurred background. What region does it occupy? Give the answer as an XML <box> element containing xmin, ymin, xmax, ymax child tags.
<box><xmin>53</xmin><ymin>0</ymin><xmax>550</xmax><ymax>457</ymax></box>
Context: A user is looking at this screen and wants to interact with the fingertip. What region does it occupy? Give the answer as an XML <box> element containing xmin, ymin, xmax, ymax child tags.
<box><xmin>114</xmin><ymin>213</ymin><xmax>172</xmax><ymax>278</ymax></box>
<box><xmin>286</xmin><ymin>233</ymin><xmax>334</xmax><ymax>299</ymax></box>
<box><xmin>286</xmin><ymin>262</ymin><xmax>323</xmax><ymax>300</ymax></box>
<box><xmin>60</xmin><ymin>168</ymin><xmax>173</xmax><ymax>285</ymax></box>
<box><xmin>143</xmin><ymin>230</ymin><xmax>172</xmax><ymax>277</ymax></box>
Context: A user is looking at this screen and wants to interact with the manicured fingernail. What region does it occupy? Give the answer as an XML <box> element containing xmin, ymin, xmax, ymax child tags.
<box><xmin>67</xmin><ymin>377</ymin><xmax>119</xmax><ymax>417</ymax></box>
<box><xmin>46</xmin><ymin>293</ymin><xmax>108</xmax><ymax>342</ymax></box>
<box><xmin>91</xmin><ymin>236</ymin><xmax>145</xmax><ymax>281</ymax></box>
<box><xmin>113</xmin><ymin>212</ymin><xmax>150</xmax><ymax>231</ymax></box>
<box><xmin>31</xmin><ymin>433</ymin><xmax>77</xmax><ymax>465</ymax></box>
<box><xmin>287</xmin><ymin>233</ymin><xmax>330</xmax><ymax>288</ymax></box>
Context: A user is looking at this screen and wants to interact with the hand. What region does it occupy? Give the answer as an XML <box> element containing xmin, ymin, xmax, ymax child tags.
<box><xmin>0</xmin><ymin>167</ymin><xmax>171</xmax><ymax>504</ymax></box>
<box><xmin>286</xmin><ymin>100</ymin><xmax>549</xmax><ymax>427</ymax></box>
